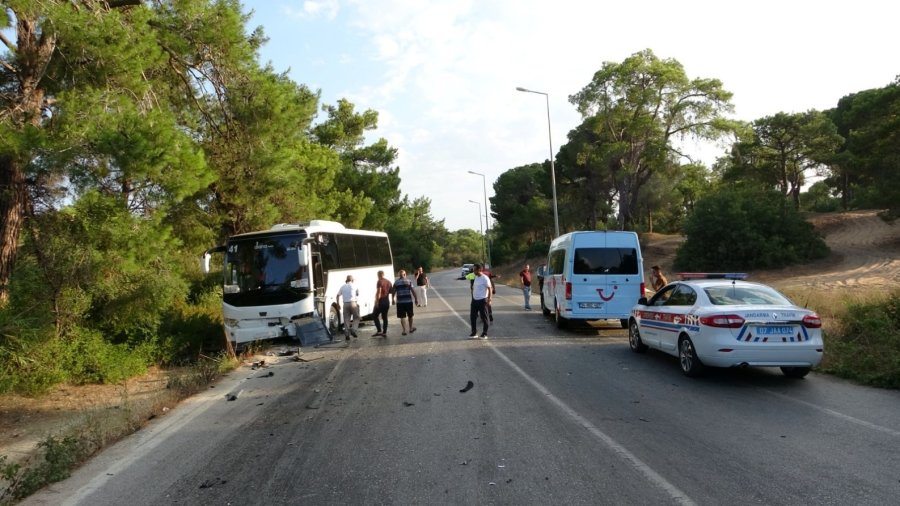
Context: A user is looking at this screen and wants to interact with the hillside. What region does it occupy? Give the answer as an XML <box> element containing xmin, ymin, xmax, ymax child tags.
<box><xmin>495</xmin><ymin>210</ymin><xmax>900</xmax><ymax>296</ymax></box>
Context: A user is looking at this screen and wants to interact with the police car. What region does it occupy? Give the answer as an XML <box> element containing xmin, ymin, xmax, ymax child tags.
<box><xmin>628</xmin><ymin>273</ymin><xmax>824</xmax><ymax>378</ymax></box>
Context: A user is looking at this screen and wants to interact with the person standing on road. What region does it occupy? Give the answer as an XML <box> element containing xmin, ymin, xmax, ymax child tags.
<box><xmin>519</xmin><ymin>263</ymin><xmax>533</xmax><ymax>310</ymax></box>
<box><xmin>392</xmin><ymin>269</ymin><xmax>419</xmax><ymax>336</ymax></box>
<box><xmin>469</xmin><ymin>264</ymin><xmax>492</xmax><ymax>339</ymax></box>
<box><xmin>415</xmin><ymin>266</ymin><xmax>430</xmax><ymax>307</ymax></box>
<box><xmin>650</xmin><ymin>265</ymin><xmax>669</xmax><ymax>292</ymax></box>
<box><xmin>336</xmin><ymin>275</ymin><xmax>360</xmax><ymax>341</ymax></box>
<box><xmin>372</xmin><ymin>270</ymin><xmax>393</xmax><ymax>337</ymax></box>
<box><xmin>467</xmin><ymin>267</ymin><xmax>495</xmax><ymax>322</ymax></box>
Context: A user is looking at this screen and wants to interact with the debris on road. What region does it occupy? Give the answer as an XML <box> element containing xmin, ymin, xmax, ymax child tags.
<box><xmin>294</xmin><ymin>353</ymin><xmax>325</xmax><ymax>362</ymax></box>
<box><xmin>402</xmin><ymin>401</ymin><xmax>415</xmax><ymax>407</ymax></box>
<box><xmin>225</xmin><ymin>389</ymin><xmax>243</xmax><ymax>401</ymax></box>
<box><xmin>459</xmin><ymin>380</ymin><xmax>474</xmax><ymax>393</ymax></box>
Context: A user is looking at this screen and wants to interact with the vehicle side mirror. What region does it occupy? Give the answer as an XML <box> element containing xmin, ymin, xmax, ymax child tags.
<box><xmin>200</xmin><ymin>246</ymin><xmax>225</xmax><ymax>273</ymax></box>
<box><xmin>298</xmin><ymin>244</ymin><xmax>309</xmax><ymax>267</ymax></box>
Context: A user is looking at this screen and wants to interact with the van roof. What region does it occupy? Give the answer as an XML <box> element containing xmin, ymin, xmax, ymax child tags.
<box><xmin>551</xmin><ymin>230</ymin><xmax>640</xmax><ymax>247</ymax></box>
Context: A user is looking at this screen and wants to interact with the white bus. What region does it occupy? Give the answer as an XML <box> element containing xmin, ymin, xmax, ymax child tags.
<box><xmin>202</xmin><ymin>220</ymin><xmax>393</xmax><ymax>346</ymax></box>
<box><xmin>538</xmin><ymin>231</ymin><xmax>645</xmax><ymax>329</ymax></box>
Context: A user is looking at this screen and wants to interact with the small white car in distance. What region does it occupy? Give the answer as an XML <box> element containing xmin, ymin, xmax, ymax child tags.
<box><xmin>628</xmin><ymin>273</ymin><xmax>824</xmax><ymax>378</ymax></box>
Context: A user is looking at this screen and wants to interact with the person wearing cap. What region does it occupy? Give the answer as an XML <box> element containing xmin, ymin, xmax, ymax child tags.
<box><xmin>336</xmin><ymin>274</ymin><xmax>360</xmax><ymax>340</ymax></box>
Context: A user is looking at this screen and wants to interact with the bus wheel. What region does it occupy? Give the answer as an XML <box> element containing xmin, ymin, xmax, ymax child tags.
<box><xmin>328</xmin><ymin>306</ymin><xmax>342</xmax><ymax>338</ymax></box>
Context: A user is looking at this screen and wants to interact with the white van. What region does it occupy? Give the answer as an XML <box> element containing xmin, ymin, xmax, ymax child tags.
<box><xmin>539</xmin><ymin>231</ymin><xmax>645</xmax><ymax>329</ymax></box>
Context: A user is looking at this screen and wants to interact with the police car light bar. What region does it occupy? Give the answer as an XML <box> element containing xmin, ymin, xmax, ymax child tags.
<box><xmin>677</xmin><ymin>272</ymin><xmax>748</xmax><ymax>280</ymax></box>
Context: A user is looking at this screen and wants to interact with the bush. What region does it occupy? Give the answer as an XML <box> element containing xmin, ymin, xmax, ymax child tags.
<box><xmin>819</xmin><ymin>291</ymin><xmax>900</xmax><ymax>388</ymax></box>
<box><xmin>155</xmin><ymin>287</ymin><xmax>224</xmax><ymax>364</ymax></box>
<box><xmin>62</xmin><ymin>328</ymin><xmax>150</xmax><ymax>385</ymax></box>
<box><xmin>674</xmin><ymin>187</ymin><xmax>829</xmax><ymax>271</ymax></box>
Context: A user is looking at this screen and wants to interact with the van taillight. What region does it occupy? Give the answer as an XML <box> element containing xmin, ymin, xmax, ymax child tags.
<box><xmin>802</xmin><ymin>314</ymin><xmax>822</xmax><ymax>328</ymax></box>
<box><xmin>565</xmin><ymin>282</ymin><xmax>572</xmax><ymax>300</ymax></box>
<box><xmin>700</xmin><ymin>314</ymin><xmax>745</xmax><ymax>328</ymax></box>
<box><xmin>640</xmin><ymin>282</ymin><xmax>645</xmax><ymax>297</ymax></box>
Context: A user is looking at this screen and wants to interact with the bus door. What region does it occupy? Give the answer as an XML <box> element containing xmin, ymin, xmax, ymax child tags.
<box><xmin>311</xmin><ymin>253</ymin><xmax>325</xmax><ymax>317</ymax></box>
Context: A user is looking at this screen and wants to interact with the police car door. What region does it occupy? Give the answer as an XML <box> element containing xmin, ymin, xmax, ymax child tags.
<box><xmin>638</xmin><ymin>285</ymin><xmax>676</xmax><ymax>348</ymax></box>
<box><xmin>657</xmin><ymin>284</ymin><xmax>698</xmax><ymax>353</ymax></box>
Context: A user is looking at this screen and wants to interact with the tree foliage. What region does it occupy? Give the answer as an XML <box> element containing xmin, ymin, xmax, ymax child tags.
<box><xmin>725</xmin><ymin>111</ymin><xmax>843</xmax><ymax>209</ymax></box>
<box><xmin>827</xmin><ymin>80</ymin><xmax>900</xmax><ymax>215</ymax></box>
<box><xmin>490</xmin><ymin>163</ymin><xmax>554</xmax><ymax>263</ymax></box>
<box><xmin>567</xmin><ymin>49</ymin><xmax>737</xmax><ymax>230</ymax></box>
<box><xmin>674</xmin><ymin>186</ymin><xmax>829</xmax><ymax>271</ymax></box>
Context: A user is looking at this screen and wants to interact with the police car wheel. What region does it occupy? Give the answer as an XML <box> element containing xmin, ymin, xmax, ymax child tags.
<box><xmin>629</xmin><ymin>320</ymin><xmax>648</xmax><ymax>353</ymax></box>
<box><xmin>678</xmin><ymin>335</ymin><xmax>705</xmax><ymax>377</ymax></box>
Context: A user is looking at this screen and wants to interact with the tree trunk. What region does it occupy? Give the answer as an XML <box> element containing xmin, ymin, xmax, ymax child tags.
<box><xmin>0</xmin><ymin>12</ymin><xmax>57</xmax><ymax>306</ymax></box>
<box><xmin>0</xmin><ymin>155</ymin><xmax>27</xmax><ymax>306</ymax></box>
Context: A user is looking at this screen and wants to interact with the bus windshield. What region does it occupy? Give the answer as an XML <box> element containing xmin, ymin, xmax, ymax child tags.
<box><xmin>224</xmin><ymin>232</ymin><xmax>309</xmax><ymax>307</ymax></box>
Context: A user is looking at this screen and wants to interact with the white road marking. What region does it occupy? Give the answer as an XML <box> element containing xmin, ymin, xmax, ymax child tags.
<box><xmin>432</xmin><ymin>285</ymin><xmax>697</xmax><ymax>506</ymax></box>
<box><xmin>763</xmin><ymin>388</ymin><xmax>900</xmax><ymax>438</ymax></box>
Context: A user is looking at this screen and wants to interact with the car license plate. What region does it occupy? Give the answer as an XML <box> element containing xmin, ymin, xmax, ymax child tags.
<box><xmin>579</xmin><ymin>302</ymin><xmax>604</xmax><ymax>309</ymax></box>
<box><xmin>755</xmin><ymin>325</ymin><xmax>794</xmax><ymax>335</ymax></box>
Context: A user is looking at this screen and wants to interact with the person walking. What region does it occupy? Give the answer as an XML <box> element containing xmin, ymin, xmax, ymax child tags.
<box><xmin>650</xmin><ymin>265</ymin><xmax>669</xmax><ymax>292</ymax></box>
<box><xmin>391</xmin><ymin>269</ymin><xmax>419</xmax><ymax>336</ymax></box>
<box><xmin>336</xmin><ymin>275</ymin><xmax>360</xmax><ymax>341</ymax></box>
<box><xmin>469</xmin><ymin>264</ymin><xmax>492</xmax><ymax>339</ymax></box>
<box><xmin>519</xmin><ymin>263</ymin><xmax>533</xmax><ymax>310</ymax></box>
<box><xmin>372</xmin><ymin>270</ymin><xmax>393</xmax><ymax>337</ymax></box>
<box><xmin>415</xmin><ymin>266</ymin><xmax>430</xmax><ymax>307</ymax></box>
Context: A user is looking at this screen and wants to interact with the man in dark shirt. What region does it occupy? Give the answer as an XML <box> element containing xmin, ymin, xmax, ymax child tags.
<box><xmin>519</xmin><ymin>264</ymin><xmax>533</xmax><ymax>310</ymax></box>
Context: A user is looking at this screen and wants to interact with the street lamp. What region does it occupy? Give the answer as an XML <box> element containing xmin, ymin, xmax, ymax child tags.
<box><xmin>516</xmin><ymin>86</ymin><xmax>560</xmax><ymax>237</ymax></box>
<box><xmin>468</xmin><ymin>199</ymin><xmax>486</xmax><ymax>264</ymax></box>
<box><xmin>467</xmin><ymin>170</ymin><xmax>492</xmax><ymax>266</ymax></box>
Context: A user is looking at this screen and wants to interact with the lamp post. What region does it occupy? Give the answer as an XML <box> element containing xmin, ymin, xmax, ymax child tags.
<box><xmin>467</xmin><ymin>170</ymin><xmax>492</xmax><ymax>266</ymax></box>
<box><xmin>468</xmin><ymin>199</ymin><xmax>486</xmax><ymax>264</ymax></box>
<box><xmin>516</xmin><ymin>86</ymin><xmax>560</xmax><ymax>237</ymax></box>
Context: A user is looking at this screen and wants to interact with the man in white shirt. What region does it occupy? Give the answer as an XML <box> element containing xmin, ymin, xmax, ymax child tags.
<box><xmin>469</xmin><ymin>264</ymin><xmax>492</xmax><ymax>339</ymax></box>
<box><xmin>336</xmin><ymin>275</ymin><xmax>359</xmax><ymax>340</ymax></box>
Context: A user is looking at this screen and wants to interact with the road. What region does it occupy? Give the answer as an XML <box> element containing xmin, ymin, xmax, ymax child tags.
<box><xmin>24</xmin><ymin>270</ymin><xmax>900</xmax><ymax>505</ymax></box>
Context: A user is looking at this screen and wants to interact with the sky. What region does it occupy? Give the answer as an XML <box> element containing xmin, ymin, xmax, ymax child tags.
<box><xmin>241</xmin><ymin>0</ymin><xmax>897</xmax><ymax>232</ymax></box>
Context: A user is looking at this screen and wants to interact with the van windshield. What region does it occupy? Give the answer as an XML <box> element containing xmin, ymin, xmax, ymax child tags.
<box><xmin>573</xmin><ymin>248</ymin><xmax>639</xmax><ymax>275</ymax></box>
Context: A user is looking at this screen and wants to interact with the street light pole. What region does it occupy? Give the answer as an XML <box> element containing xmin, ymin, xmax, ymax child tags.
<box><xmin>467</xmin><ymin>170</ymin><xmax>492</xmax><ymax>266</ymax></box>
<box><xmin>516</xmin><ymin>86</ymin><xmax>560</xmax><ymax>237</ymax></box>
<box><xmin>468</xmin><ymin>200</ymin><xmax>486</xmax><ymax>264</ymax></box>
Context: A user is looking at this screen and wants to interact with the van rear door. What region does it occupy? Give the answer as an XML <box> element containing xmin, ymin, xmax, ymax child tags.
<box><xmin>570</xmin><ymin>239</ymin><xmax>642</xmax><ymax>320</ymax></box>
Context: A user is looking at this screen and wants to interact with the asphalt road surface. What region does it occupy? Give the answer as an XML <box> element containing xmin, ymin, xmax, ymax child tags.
<box><xmin>24</xmin><ymin>270</ymin><xmax>900</xmax><ymax>505</ymax></box>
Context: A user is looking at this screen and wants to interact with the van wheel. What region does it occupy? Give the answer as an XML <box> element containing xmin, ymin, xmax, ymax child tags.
<box><xmin>541</xmin><ymin>293</ymin><xmax>551</xmax><ymax>316</ymax></box>
<box><xmin>554</xmin><ymin>300</ymin><xmax>568</xmax><ymax>329</ymax></box>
